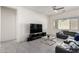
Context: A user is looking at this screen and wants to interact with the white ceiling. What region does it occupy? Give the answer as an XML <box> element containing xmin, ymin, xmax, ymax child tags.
<box><xmin>25</xmin><ymin>6</ymin><xmax>79</xmax><ymax>15</ymax></box>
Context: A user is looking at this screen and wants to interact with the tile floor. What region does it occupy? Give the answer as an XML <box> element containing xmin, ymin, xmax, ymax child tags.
<box><xmin>0</xmin><ymin>38</ymin><xmax>63</xmax><ymax>53</ymax></box>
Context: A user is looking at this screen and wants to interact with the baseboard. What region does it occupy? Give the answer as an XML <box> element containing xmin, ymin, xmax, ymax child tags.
<box><xmin>0</xmin><ymin>39</ymin><xmax>16</xmax><ymax>43</ymax></box>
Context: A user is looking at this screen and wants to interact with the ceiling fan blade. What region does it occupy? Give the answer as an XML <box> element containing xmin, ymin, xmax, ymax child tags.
<box><xmin>56</xmin><ymin>7</ymin><xmax>64</xmax><ymax>10</ymax></box>
<box><xmin>52</xmin><ymin>6</ymin><xmax>64</xmax><ymax>10</ymax></box>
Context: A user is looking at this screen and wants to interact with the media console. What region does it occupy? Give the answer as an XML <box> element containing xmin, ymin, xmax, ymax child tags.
<box><xmin>27</xmin><ymin>32</ymin><xmax>46</xmax><ymax>41</ymax></box>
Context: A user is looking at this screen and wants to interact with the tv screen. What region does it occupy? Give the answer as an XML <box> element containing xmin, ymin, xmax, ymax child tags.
<box><xmin>30</xmin><ymin>24</ymin><xmax>42</xmax><ymax>33</ymax></box>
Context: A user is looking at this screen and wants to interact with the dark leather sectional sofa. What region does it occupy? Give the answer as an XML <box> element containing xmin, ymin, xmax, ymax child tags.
<box><xmin>56</xmin><ymin>30</ymin><xmax>78</xmax><ymax>39</ymax></box>
<box><xmin>55</xmin><ymin>30</ymin><xmax>79</xmax><ymax>53</ymax></box>
<box><xmin>63</xmin><ymin>30</ymin><xmax>78</xmax><ymax>37</ymax></box>
<box><xmin>56</xmin><ymin>32</ymin><xmax>68</xmax><ymax>39</ymax></box>
<box><xmin>55</xmin><ymin>45</ymin><xmax>72</xmax><ymax>53</ymax></box>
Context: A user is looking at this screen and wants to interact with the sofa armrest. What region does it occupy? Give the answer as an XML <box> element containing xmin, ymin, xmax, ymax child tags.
<box><xmin>55</xmin><ymin>45</ymin><xmax>72</xmax><ymax>53</ymax></box>
<box><xmin>56</xmin><ymin>33</ymin><xmax>68</xmax><ymax>39</ymax></box>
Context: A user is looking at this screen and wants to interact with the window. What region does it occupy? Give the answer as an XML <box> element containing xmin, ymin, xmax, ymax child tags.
<box><xmin>70</xmin><ymin>19</ymin><xmax>78</xmax><ymax>30</ymax></box>
<box><xmin>56</xmin><ymin>18</ymin><xmax>79</xmax><ymax>30</ymax></box>
<box><xmin>58</xmin><ymin>19</ymin><xmax>70</xmax><ymax>30</ymax></box>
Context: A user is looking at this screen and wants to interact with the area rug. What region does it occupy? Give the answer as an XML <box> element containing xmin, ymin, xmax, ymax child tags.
<box><xmin>40</xmin><ymin>39</ymin><xmax>56</xmax><ymax>46</ymax></box>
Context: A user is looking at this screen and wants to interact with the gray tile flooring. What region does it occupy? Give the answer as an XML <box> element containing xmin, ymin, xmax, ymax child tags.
<box><xmin>0</xmin><ymin>38</ymin><xmax>63</xmax><ymax>53</ymax></box>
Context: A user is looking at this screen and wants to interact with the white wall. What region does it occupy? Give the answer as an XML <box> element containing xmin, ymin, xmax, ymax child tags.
<box><xmin>47</xmin><ymin>16</ymin><xmax>56</xmax><ymax>35</ymax></box>
<box><xmin>16</xmin><ymin>7</ymin><xmax>48</xmax><ymax>42</ymax></box>
<box><xmin>47</xmin><ymin>15</ymin><xmax>58</xmax><ymax>35</ymax></box>
<box><xmin>1</xmin><ymin>7</ymin><xmax>16</xmax><ymax>41</ymax></box>
<box><xmin>0</xmin><ymin>7</ymin><xmax>1</xmax><ymax>41</ymax></box>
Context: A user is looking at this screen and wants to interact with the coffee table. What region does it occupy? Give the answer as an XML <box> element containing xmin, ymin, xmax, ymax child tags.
<box><xmin>41</xmin><ymin>35</ymin><xmax>56</xmax><ymax>46</ymax></box>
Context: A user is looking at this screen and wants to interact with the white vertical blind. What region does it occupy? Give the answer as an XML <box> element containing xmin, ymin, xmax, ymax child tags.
<box><xmin>57</xmin><ymin>19</ymin><xmax>79</xmax><ymax>30</ymax></box>
<box><xmin>58</xmin><ymin>19</ymin><xmax>70</xmax><ymax>30</ymax></box>
<box><xmin>70</xmin><ymin>19</ymin><xmax>78</xmax><ymax>30</ymax></box>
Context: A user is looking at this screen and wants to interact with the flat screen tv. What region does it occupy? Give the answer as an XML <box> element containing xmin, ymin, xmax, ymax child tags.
<box><xmin>30</xmin><ymin>24</ymin><xmax>42</xmax><ymax>33</ymax></box>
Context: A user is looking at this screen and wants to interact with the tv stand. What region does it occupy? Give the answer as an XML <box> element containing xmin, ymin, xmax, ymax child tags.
<box><xmin>27</xmin><ymin>32</ymin><xmax>46</xmax><ymax>41</ymax></box>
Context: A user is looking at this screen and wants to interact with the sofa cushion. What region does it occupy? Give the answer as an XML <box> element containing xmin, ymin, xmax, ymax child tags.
<box><xmin>63</xmin><ymin>30</ymin><xmax>77</xmax><ymax>37</ymax></box>
<box><xmin>56</xmin><ymin>32</ymin><xmax>68</xmax><ymax>39</ymax></box>
<box><xmin>74</xmin><ymin>34</ymin><xmax>79</xmax><ymax>41</ymax></box>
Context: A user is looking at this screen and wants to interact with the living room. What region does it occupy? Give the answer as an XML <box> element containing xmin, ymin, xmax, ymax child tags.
<box><xmin>0</xmin><ymin>6</ymin><xmax>79</xmax><ymax>53</ymax></box>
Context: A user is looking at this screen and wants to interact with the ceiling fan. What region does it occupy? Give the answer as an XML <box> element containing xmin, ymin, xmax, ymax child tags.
<box><xmin>52</xmin><ymin>6</ymin><xmax>65</xmax><ymax>13</ymax></box>
<box><xmin>52</xmin><ymin>6</ymin><xmax>64</xmax><ymax>10</ymax></box>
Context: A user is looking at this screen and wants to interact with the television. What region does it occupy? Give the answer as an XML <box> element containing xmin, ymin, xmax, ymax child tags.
<box><xmin>30</xmin><ymin>24</ymin><xmax>42</xmax><ymax>33</ymax></box>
